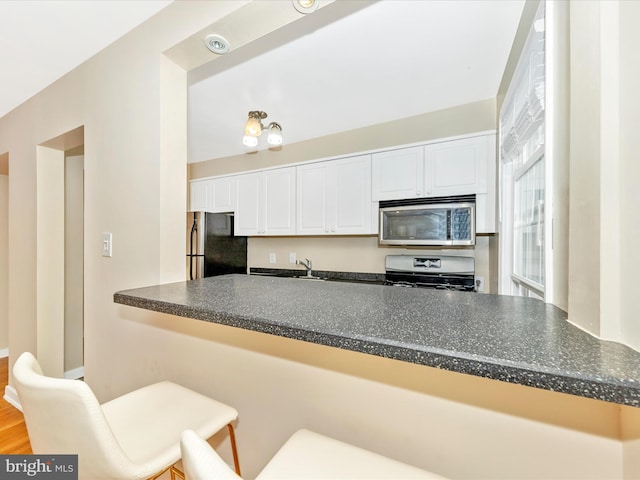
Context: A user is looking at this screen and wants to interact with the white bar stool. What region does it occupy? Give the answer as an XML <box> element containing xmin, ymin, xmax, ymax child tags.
<box><xmin>13</xmin><ymin>351</ymin><xmax>241</xmax><ymax>479</ymax></box>
<box><xmin>181</xmin><ymin>428</ymin><xmax>447</xmax><ymax>480</ymax></box>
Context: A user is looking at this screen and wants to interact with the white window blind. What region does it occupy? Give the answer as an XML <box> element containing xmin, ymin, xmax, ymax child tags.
<box><xmin>499</xmin><ymin>2</ymin><xmax>545</xmax><ymax>298</ymax></box>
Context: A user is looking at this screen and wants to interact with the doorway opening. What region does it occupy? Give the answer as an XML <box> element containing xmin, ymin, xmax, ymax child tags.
<box><xmin>37</xmin><ymin>126</ymin><xmax>84</xmax><ymax>379</ymax></box>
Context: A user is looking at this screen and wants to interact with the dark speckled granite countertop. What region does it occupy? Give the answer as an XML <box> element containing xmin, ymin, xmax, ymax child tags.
<box><xmin>114</xmin><ymin>274</ymin><xmax>640</xmax><ymax>407</ymax></box>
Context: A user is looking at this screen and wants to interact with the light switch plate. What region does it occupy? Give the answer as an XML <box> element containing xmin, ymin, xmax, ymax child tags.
<box><xmin>269</xmin><ymin>253</ymin><xmax>276</xmax><ymax>264</ymax></box>
<box><xmin>102</xmin><ymin>232</ymin><xmax>113</xmax><ymax>257</ymax></box>
<box><xmin>289</xmin><ymin>252</ymin><xmax>296</xmax><ymax>264</ymax></box>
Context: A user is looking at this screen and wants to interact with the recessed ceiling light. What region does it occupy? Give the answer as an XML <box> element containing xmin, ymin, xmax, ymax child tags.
<box><xmin>293</xmin><ymin>0</ymin><xmax>318</xmax><ymax>14</ymax></box>
<box><xmin>204</xmin><ymin>34</ymin><xmax>230</xmax><ymax>54</ymax></box>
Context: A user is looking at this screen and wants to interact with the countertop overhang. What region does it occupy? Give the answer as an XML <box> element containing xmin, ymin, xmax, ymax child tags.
<box><xmin>114</xmin><ymin>274</ymin><xmax>640</xmax><ymax>407</ymax></box>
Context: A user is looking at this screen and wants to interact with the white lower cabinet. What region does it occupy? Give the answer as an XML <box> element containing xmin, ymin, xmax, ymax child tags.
<box><xmin>235</xmin><ymin>167</ymin><xmax>296</xmax><ymax>236</ymax></box>
<box><xmin>297</xmin><ymin>155</ymin><xmax>376</xmax><ymax>235</ymax></box>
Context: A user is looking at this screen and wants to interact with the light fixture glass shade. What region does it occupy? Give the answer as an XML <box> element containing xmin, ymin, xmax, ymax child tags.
<box><xmin>267</xmin><ymin>123</ymin><xmax>283</xmax><ymax>146</ymax></box>
<box><xmin>244</xmin><ymin>115</ymin><xmax>262</xmax><ymax>136</ymax></box>
<box><xmin>242</xmin><ymin>135</ymin><xmax>258</xmax><ymax>147</ymax></box>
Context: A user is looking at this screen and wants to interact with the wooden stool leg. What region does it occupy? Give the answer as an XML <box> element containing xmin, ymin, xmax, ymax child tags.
<box><xmin>227</xmin><ymin>423</ymin><xmax>241</xmax><ymax>476</ymax></box>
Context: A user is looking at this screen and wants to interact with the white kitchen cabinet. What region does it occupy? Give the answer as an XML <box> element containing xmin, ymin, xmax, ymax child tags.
<box><xmin>188</xmin><ymin>176</ymin><xmax>236</xmax><ymax>213</ymax></box>
<box><xmin>209</xmin><ymin>176</ymin><xmax>235</xmax><ymax>212</ymax></box>
<box><xmin>371</xmin><ymin>133</ymin><xmax>497</xmax><ymax>233</ymax></box>
<box><xmin>297</xmin><ymin>155</ymin><xmax>375</xmax><ymax>235</ymax></box>
<box><xmin>188</xmin><ymin>179</ymin><xmax>208</xmax><ymax>212</ymax></box>
<box><xmin>372</xmin><ymin>134</ymin><xmax>496</xmax><ymax>200</ymax></box>
<box><xmin>235</xmin><ymin>167</ymin><xmax>296</xmax><ymax>236</ymax></box>
<box><xmin>371</xmin><ymin>146</ymin><xmax>426</xmax><ymax>200</ymax></box>
<box><xmin>426</xmin><ymin>135</ymin><xmax>491</xmax><ymax>197</ymax></box>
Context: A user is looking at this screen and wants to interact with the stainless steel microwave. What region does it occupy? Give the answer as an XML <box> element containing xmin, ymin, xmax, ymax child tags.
<box><xmin>379</xmin><ymin>195</ymin><xmax>475</xmax><ymax>246</ymax></box>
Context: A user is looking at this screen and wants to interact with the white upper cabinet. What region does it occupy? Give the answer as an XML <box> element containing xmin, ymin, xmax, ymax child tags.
<box><xmin>372</xmin><ymin>134</ymin><xmax>496</xmax><ymax>201</ymax></box>
<box><xmin>192</xmin><ymin>132</ymin><xmax>496</xmax><ymax>235</ymax></box>
<box><xmin>188</xmin><ymin>176</ymin><xmax>236</xmax><ymax>213</ymax></box>
<box><xmin>188</xmin><ymin>179</ymin><xmax>208</xmax><ymax>212</ymax></box>
<box><xmin>372</xmin><ymin>146</ymin><xmax>425</xmax><ymax>200</ymax></box>
<box><xmin>298</xmin><ymin>155</ymin><xmax>376</xmax><ymax>235</ymax></box>
<box><xmin>296</xmin><ymin>162</ymin><xmax>328</xmax><ymax>235</ymax></box>
<box><xmin>426</xmin><ymin>135</ymin><xmax>490</xmax><ymax>197</ymax></box>
<box><xmin>235</xmin><ymin>167</ymin><xmax>296</xmax><ymax>236</ymax></box>
<box><xmin>209</xmin><ymin>176</ymin><xmax>235</xmax><ymax>212</ymax></box>
<box><xmin>372</xmin><ymin>133</ymin><xmax>497</xmax><ymax>233</ymax></box>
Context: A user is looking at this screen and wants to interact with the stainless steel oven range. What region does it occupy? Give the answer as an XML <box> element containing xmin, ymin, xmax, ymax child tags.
<box><xmin>385</xmin><ymin>254</ymin><xmax>476</xmax><ymax>291</ymax></box>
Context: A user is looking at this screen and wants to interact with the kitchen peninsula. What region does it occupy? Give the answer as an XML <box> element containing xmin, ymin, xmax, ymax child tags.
<box><xmin>114</xmin><ymin>274</ymin><xmax>640</xmax><ymax>408</ymax></box>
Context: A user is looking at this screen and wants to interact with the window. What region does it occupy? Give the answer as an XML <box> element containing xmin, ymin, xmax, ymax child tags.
<box><xmin>499</xmin><ymin>2</ymin><xmax>546</xmax><ymax>299</ymax></box>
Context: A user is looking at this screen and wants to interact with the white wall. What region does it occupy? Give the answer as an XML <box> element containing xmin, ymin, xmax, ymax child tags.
<box><xmin>568</xmin><ymin>0</ymin><xmax>603</xmax><ymax>336</ymax></box>
<box><xmin>36</xmin><ymin>146</ymin><xmax>65</xmax><ymax>377</ymax></box>
<box><xmin>619</xmin><ymin>0</ymin><xmax>640</xmax><ymax>352</ymax></box>
<box><xmin>566</xmin><ymin>0</ymin><xmax>640</xmax><ymax>354</ymax></box>
<box><xmin>64</xmin><ymin>154</ymin><xmax>84</xmax><ymax>375</ymax></box>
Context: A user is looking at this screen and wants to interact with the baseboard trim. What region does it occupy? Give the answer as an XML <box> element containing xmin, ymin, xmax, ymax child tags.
<box><xmin>0</xmin><ymin>348</ymin><xmax>8</xmax><ymax>359</ymax></box>
<box><xmin>4</xmin><ymin>385</ymin><xmax>22</xmax><ymax>412</ymax></box>
<box><xmin>64</xmin><ymin>366</ymin><xmax>84</xmax><ymax>380</ymax></box>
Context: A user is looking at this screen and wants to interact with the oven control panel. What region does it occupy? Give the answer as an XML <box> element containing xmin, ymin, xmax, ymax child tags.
<box><xmin>414</xmin><ymin>258</ymin><xmax>441</xmax><ymax>269</ymax></box>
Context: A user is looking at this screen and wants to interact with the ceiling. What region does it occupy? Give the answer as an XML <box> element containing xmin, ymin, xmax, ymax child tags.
<box><xmin>0</xmin><ymin>0</ymin><xmax>524</xmax><ymax>167</ymax></box>
<box><xmin>187</xmin><ymin>0</ymin><xmax>525</xmax><ymax>163</ymax></box>
<box><xmin>0</xmin><ymin>0</ymin><xmax>172</xmax><ymax>119</ymax></box>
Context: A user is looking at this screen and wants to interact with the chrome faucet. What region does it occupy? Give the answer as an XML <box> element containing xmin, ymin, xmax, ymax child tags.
<box><xmin>296</xmin><ymin>258</ymin><xmax>313</xmax><ymax>277</ymax></box>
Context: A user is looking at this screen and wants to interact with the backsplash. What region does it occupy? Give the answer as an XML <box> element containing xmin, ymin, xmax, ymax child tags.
<box><xmin>248</xmin><ymin>235</ymin><xmax>494</xmax><ymax>293</ymax></box>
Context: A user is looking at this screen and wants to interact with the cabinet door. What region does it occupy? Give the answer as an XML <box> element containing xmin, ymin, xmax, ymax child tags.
<box><xmin>426</xmin><ymin>136</ymin><xmax>488</xmax><ymax>197</ymax></box>
<box><xmin>208</xmin><ymin>177</ymin><xmax>235</xmax><ymax>212</ymax></box>
<box><xmin>297</xmin><ymin>162</ymin><xmax>329</xmax><ymax>235</ymax></box>
<box><xmin>188</xmin><ymin>180</ymin><xmax>208</xmax><ymax>212</ymax></box>
<box><xmin>331</xmin><ymin>155</ymin><xmax>375</xmax><ymax>234</ymax></box>
<box><xmin>372</xmin><ymin>146</ymin><xmax>425</xmax><ymax>200</ymax></box>
<box><xmin>263</xmin><ymin>168</ymin><xmax>296</xmax><ymax>235</ymax></box>
<box><xmin>235</xmin><ymin>172</ymin><xmax>262</xmax><ymax>235</ymax></box>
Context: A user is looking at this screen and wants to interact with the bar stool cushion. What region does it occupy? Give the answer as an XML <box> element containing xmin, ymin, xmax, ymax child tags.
<box><xmin>102</xmin><ymin>381</ymin><xmax>238</xmax><ymax>465</ymax></box>
<box><xmin>181</xmin><ymin>428</ymin><xmax>447</xmax><ymax>480</ymax></box>
<box><xmin>256</xmin><ymin>429</ymin><xmax>447</xmax><ymax>479</ymax></box>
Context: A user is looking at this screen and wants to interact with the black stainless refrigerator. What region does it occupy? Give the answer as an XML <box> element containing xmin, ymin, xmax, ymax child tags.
<box><xmin>187</xmin><ymin>212</ymin><xmax>247</xmax><ymax>280</ymax></box>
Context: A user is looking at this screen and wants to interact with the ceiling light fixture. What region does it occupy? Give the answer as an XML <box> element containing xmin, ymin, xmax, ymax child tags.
<box><xmin>292</xmin><ymin>0</ymin><xmax>318</xmax><ymax>14</ymax></box>
<box><xmin>204</xmin><ymin>34</ymin><xmax>230</xmax><ymax>54</ymax></box>
<box><xmin>242</xmin><ymin>111</ymin><xmax>283</xmax><ymax>148</ymax></box>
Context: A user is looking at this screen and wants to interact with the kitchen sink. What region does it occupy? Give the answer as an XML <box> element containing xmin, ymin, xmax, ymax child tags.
<box><xmin>292</xmin><ymin>276</ymin><xmax>325</xmax><ymax>281</ymax></box>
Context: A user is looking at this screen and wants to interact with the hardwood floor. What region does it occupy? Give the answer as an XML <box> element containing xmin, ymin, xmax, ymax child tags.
<box><xmin>0</xmin><ymin>356</ymin><xmax>32</xmax><ymax>453</ymax></box>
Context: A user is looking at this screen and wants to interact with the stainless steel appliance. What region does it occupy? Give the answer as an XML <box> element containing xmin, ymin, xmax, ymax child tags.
<box><xmin>379</xmin><ymin>195</ymin><xmax>475</xmax><ymax>246</ymax></box>
<box><xmin>187</xmin><ymin>212</ymin><xmax>247</xmax><ymax>280</ymax></box>
<box><xmin>385</xmin><ymin>254</ymin><xmax>476</xmax><ymax>291</ymax></box>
